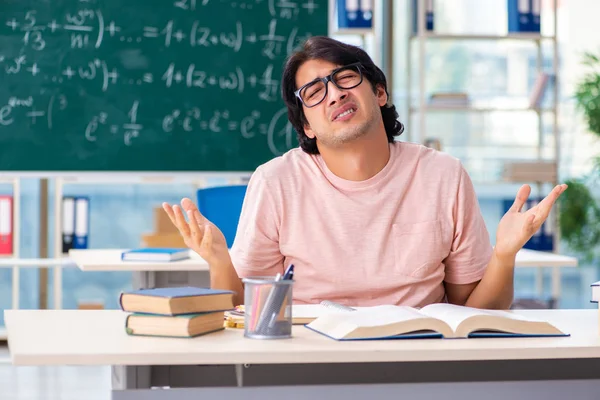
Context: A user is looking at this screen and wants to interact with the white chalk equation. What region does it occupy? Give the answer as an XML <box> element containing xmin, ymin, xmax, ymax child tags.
<box><xmin>161</xmin><ymin>63</ymin><xmax>279</xmax><ymax>101</ymax></box>
<box><xmin>3</xmin><ymin>7</ymin><xmax>313</xmax><ymax>57</ymax></box>
<box><xmin>0</xmin><ymin>0</ymin><xmax>320</xmax><ymax>158</ymax></box>
<box><xmin>83</xmin><ymin>103</ymin><xmax>294</xmax><ymax>155</ymax></box>
<box><xmin>0</xmin><ymin>94</ymin><xmax>68</xmax><ymax>129</ymax></box>
<box><xmin>85</xmin><ymin>101</ymin><xmax>142</xmax><ymax>146</ymax></box>
<box><xmin>0</xmin><ymin>54</ymin><xmax>280</xmax><ymax>100</ymax></box>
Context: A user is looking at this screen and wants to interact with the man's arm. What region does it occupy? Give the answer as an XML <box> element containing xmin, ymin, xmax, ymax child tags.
<box><xmin>227</xmin><ymin>166</ymin><xmax>285</xmax><ymax>300</ymax></box>
<box><xmin>463</xmin><ymin>250</ymin><xmax>514</xmax><ymax>308</ymax></box>
<box><xmin>445</xmin><ymin>183</ymin><xmax>567</xmax><ymax>309</ymax></box>
<box><xmin>445</xmin><ymin>250</ymin><xmax>514</xmax><ymax>309</ymax></box>
<box><xmin>211</xmin><ymin>259</ymin><xmax>245</xmax><ymax>306</ymax></box>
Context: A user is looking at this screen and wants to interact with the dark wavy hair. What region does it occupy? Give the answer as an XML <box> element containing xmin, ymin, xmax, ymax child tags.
<box><xmin>282</xmin><ymin>36</ymin><xmax>404</xmax><ymax>154</ymax></box>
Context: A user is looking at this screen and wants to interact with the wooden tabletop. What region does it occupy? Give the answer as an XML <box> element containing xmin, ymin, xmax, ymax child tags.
<box><xmin>68</xmin><ymin>249</ymin><xmax>209</xmax><ymax>271</ymax></box>
<box><xmin>4</xmin><ymin>309</ymin><xmax>599</xmax><ymax>366</ymax></box>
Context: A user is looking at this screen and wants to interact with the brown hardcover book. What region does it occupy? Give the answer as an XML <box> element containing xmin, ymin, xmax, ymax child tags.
<box><xmin>119</xmin><ymin>287</ymin><xmax>235</xmax><ymax>315</ymax></box>
<box><xmin>126</xmin><ymin>311</ymin><xmax>225</xmax><ymax>338</ymax></box>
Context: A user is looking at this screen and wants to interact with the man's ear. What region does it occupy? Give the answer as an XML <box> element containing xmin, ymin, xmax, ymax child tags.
<box><xmin>304</xmin><ymin>123</ymin><xmax>316</xmax><ymax>139</ymax></box>
<box><xmin>376</xmin><ymin>84</ymin><xmax>388</xmax><ymax>107</ymax></box>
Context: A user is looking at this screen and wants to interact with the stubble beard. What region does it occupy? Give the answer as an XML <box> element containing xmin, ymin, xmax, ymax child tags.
<box><xmin>318</xmin><ymin>105</ymin><xmax>379</xmax><ymax>147</ymax></box>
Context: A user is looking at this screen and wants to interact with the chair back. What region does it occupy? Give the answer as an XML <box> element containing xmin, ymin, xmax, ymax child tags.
<box><xmin>196</xmin><ymin>185</ymin><xmax>247</xmax><ymax>248</ymax></box>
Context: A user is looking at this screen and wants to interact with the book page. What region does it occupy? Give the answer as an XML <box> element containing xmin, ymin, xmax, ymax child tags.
<box><xmin>292</xmin><ymin>304</ymin><xmax>349</xmax><ymax>319</ymax></box>
<box><xmin>316</xmin><ymin>305</ymin><xmax>428</xmax><ymax>327</ymax></box>
<box><xmin>418</xmin><ymin>303</ymin><xmax>532</xmax><ymax>332</ymax></box>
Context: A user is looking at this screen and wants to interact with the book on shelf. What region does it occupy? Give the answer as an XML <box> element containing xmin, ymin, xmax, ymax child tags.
<box><xmin>125</xmin><ymin>312</ymin><xmax>225</xmax><ymax>338</ymax></box>
<box><xmin>427</xmin><ymin>92</ymin><xmax>471</xmax><ymax>107</ymax></box>
<box><xmin>121</xmin><ymin>247</ymin><xmax>190</xmax><ymax>262</ymax></box>
<box><xmin>305</xmin><ymin>303</ymin><xmax>567</xmax><ymax>341</ymax></box>
<box><xmin>119</xmin><ymin>286</ymin><xmax>235</xmax><ymax>315</ymax></box>
<box><xmin>529</xmin><ymin>72</ymin><xmax>553</xmax><ymax>108</ymax></box>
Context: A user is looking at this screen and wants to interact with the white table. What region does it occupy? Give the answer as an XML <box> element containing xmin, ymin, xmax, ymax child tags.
<box><xmin>68</xmin><ymin>249</ymin><xmax>210</xmax><ymax>289</ymax></box>
<box><xmin>66</xmin><ymin>248</ymin><xmax>577</xmax><ymax>302</ymax></box>
<box><xmin>5</xmin><ymin>309</ymin><xmax>600</xmax><ymax>400</ymax></box>
<box><xmin>514</xmin><ymin>249</ymin><xmax>578</xmax><ymax>267</ymax></box>
<box><xmin>514</xmin><ymin>249</ymin><xmax>578</xmax><ymax>306</ymax></box>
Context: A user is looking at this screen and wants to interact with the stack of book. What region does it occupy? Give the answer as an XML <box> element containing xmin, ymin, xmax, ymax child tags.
<box><xmin>119</xmin><ymin>286</ymin><xmax>235</xmax><ymax>338</ymax></box>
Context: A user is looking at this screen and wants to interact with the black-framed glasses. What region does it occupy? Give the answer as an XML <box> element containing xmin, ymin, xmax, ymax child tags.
<box><xmin>294</xmin><ymin>62</ymin><xmax>363</xmax><ymax>108</ymax></box>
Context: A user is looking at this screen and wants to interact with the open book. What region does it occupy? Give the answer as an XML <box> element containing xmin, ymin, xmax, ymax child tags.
<box><xmin>305</xmin><ymin>303</ymin><xmax>568</xmax><ymax>340</ymax></box>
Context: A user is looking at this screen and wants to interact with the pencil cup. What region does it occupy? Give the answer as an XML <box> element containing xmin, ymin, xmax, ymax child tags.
<box><xmin>242</xmin><ymin>277</ymin><xmax>293</xmax><ymax>339</ymax></box>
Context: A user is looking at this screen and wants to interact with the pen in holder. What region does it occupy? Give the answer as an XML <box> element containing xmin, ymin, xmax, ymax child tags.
<box><xmin>242</xmin><ymin>273</ymin><xmax>293</xmax><ymax>339</ymax></box>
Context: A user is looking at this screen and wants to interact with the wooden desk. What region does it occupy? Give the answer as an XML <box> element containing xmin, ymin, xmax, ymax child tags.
<box><xmin>5</xmin><ymin>309</ymin><xmax>600</xmax><ymax>400</ymax></box>
<box><xmin>68</xmin><ymin>249</ymin><xmax>210</xmax><ymax>289</ymax></box>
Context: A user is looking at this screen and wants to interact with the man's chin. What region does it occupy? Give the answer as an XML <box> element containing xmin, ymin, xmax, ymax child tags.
<box><xmin>329</xmin><ymin>129</ymin><xmax>367</xmax><ymax>145</ymax></box>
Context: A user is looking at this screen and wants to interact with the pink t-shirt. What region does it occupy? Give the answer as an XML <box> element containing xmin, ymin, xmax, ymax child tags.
<box><xmin>230</xmin><ymin>141</ymin><xmax>492</xmax><ymax>308</ymax></box>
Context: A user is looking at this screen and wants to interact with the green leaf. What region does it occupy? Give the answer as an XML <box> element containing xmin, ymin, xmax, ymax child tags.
<box><xmin>559</xmin><ymin>178</ymin><xmax>600</xmax><ymax>263</ymax></box>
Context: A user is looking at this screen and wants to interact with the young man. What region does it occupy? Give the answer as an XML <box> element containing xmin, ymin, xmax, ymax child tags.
<box><xmin>163</xmin><ymin>36</ymin><xmax>566</xmax><ymax>309</ymax></box>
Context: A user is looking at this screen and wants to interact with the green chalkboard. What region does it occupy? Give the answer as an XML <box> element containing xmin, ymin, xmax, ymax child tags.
<box><xmin>0</xmin><ymin>0</ymin><xmax>327</xmax><ymax>171</ymax></box>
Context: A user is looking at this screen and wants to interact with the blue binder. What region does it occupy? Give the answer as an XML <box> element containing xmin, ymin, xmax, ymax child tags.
<box><xmin>336</xmin><ymin>0</ymin><xmax>373</xmax><ymax>30</ymax></box>
<box><xmin>508</xmin><ymin>0</ymin><xmax>540</xmax><ymax>33</ymax></box>
<box><xmin>73</xmin><ymin>196</ymin><xmax>90</xmax><ymax>249</ymax></box>
<box><xmin>412</xmin><ymin>0</ymin><xmax>434</xmax><ymax>34</ymax></box>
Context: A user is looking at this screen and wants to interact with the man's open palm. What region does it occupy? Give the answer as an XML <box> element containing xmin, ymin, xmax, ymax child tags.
<box><xmin>162</xmin><ymin>198</ymin><xmax>230</xmax><ymax>266</ymax></box>
<box><xmin>495</xmin><ymin>183</ymin><xmax>567</xmax><ymax>258</ymax></box>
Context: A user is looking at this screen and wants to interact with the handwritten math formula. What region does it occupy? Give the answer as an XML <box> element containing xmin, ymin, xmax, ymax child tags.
<box><xmin>0</xmin><ymin>0</ymin><xmax>322</xmax><ymax>160</ymax></box>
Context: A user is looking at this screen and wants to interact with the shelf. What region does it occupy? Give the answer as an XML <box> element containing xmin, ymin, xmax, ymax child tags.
<box><xmin>0</xmin><ymin>257</ymin><xmax>75</xmax><ymax>268</ymax></box>
<box><xmin>409</xmin><ymin>33</ymin><xmax>555</xmax><ymax>41</ymax></box>
<box><xmin>409</xmin><ymin>106</ymin><xmax>554</xmax><ymax>113</ymax></box>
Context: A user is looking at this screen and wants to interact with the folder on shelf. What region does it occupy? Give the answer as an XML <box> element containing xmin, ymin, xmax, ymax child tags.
<box><xmin>508</xmin><ymin>0</ymin><xmax>539</xmax><ymax>33</ymax></box>
<box><xmin>0</xmin><ymin>196</ymin><xmax>13</xmax><ymax>255</ymax></box>
<box><xmin>74</xmin><ymin>196</ymin><xmax>89</xmax><ymax>249</ymax></box>
<box><xmin>336</xmin><ymin>0</ymin><xmax>374</xmax><ymax>30</ymax></box>
<box><xmin>62</xmin><ymin>196</ymin><xmax>75</xmax><ymax>254</ymax></box>
<box><xmin>531</xmin><ymin>0</ymin><xmax>541</xmax><ymax>31</ymax></box>
<box><xmin>412</xmin><ymin>0</ymin><xmax>434</xmax><ymax>34</ymax></box>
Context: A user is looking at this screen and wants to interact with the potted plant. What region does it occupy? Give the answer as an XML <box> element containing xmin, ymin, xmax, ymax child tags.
<box><xmin>559</xmin><ymin>51</ymin><xmax>600</xmax><ymax>263</ymax></box>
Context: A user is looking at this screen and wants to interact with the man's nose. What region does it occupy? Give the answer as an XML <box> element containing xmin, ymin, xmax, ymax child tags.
<box><xmin>327</xmin><ymin>83</ymin><xmax>348</xmax><ymax>107</ymax></box>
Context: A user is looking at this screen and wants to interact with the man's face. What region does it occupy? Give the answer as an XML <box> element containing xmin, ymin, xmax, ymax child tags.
<box><xmin>295</xmin><ymin>59</ymin><xmax>387</xmax><ymax>149</ymax></box>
